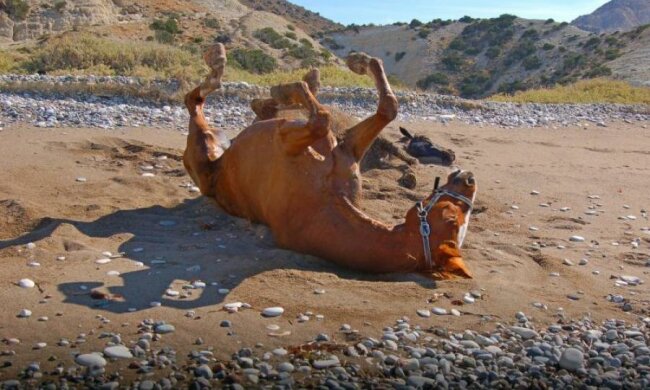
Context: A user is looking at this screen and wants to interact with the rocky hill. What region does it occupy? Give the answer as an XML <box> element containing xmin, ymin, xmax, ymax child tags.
<box><xmin>322</xmin><ymin>15</ymin><xmax>650</xmax><ymax>96</ymax></box>
<box><xmin>238</xmin><ymin>0</ymin><xmax>342</xmax><ymax>35</ymax></box>
<box><xmin>0</xmin><ymin>0</ymin><xmax>336</xmax><ymax>71</ymax></box>
<box><xmin>572</xmin><ymin>0</ymin><xmax>650</xmax><ymax>33</ymax></box>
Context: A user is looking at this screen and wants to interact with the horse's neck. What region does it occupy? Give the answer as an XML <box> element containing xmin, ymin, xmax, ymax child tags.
<box><xmin>321</xmin><ymin>197</ymin><xmax>423</xmax><ymax>273</ymax></box>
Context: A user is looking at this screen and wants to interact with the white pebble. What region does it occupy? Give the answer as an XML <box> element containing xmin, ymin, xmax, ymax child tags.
<box><xmin>76</xmin><ymin>177</ymin><xmax>87</xmax><ymax>182</ymax></box>
<box><xmin>56</xmin><ymin>256</ymin><xmax>66</xmax><ymax>261</ymax></box>
<box><xmin>34</xmin><ymin>342</ymin><xmax>47</xmax><ymax>349</ymax></box>
<box><xmin>431</xmin><ymin>307</ymin><xmax>447</xmax><ymax>315</ymax></box>
<box><xmin>450</xmin><ymin>309</ymin><xmax>461</xmax><ymax>316</ymax></box>
<box><xmin>18</xmin><ymin>309</ymin><xmax>32</xmax><ymax>318</ymax></box>
<box><xmin>569</xmin><ymin>236</ymin><xmax>585</xmax><ymax>242</ymax></box>
<box><xmin>27</xmin><ymin>262</ymin><xmax>40</xmax><ymax>267</ymax></box>
<box><xmin>166</xmin><ymin>289</ymin><xmax>180</xmax><ymax>297</ymax></box>
<box><xmin>416</xmin><ymin>309</ymin><xmax>431</xmax><ymax>318</ymax></box>
<box><xmin>511</xmin><ymin>205</ymin><xmax>519</xmax><ymax>210</ymax></box>
<box><xmin>18</xmin><ymin>278</ymin><xmax>35</xmax><ymax>288</ymax></box>
<box><xmin>95</xmin><ymin>258</ymin><xmax>111</xmax><ymax>265</ymax></box>
<box><xmin>218</xmin><ymin>288</ymin><xmax>230</xmax><ymax>294</ymax></box>
<box><xmin>26</xmin><ymin>242</ymin><xmax>36</xmax><ymax>250</ymax></box>
<box><xmin>150</xmin><ymin>301</ymin><xmax>161</xmax><ymax>307</ymax></box>
<box><xmin>530</xmin><ymin>190</ymin><xmax>540</xmax><ymax>195</ymax></box>
<box><xmin>106</xmin><ymin>270</ymin><xmax>120</xmax><ymax>276</ymax></box>
<box><xmin>529</xmin><ymin>226</ymin><xmax>539</xmax><ymax>231</ymax></box>
<box><xmin>189</xmin><ymin>186</ymin><xmax>200</xmax><ymax>193</ymax></box>
<box><xmin>463</xmin><ymin>294</ymin><xmax>475</xmax><ymax>304</ymax></box>
<box><xmin>262</xmin><ymin>307</ymin><xmax>284</xmax><ymax>317</ymax></box>
<box><xmin>141</xmin><ymin>173</ymin><xmax>155</xmax><ymax>177</ymax></box>
<box><xmin>550</xmin><ymin>272</ymin><xmax>560</xmax><ymax>277</ymax></box>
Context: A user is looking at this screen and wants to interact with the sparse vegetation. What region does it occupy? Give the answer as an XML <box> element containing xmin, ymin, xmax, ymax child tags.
<box><xmin>54</xmin><ymin>0</ymin><xmax>67</xmax><ymax>12</ymax></box>
<box><xmin>409</xmin><ymin>19</ymin><xmax>423</xmax><ymax>29</ymax></box>
<box><xmin>230</xmin><ymin>48</ymin><xmax>278</xmax><ymax>74</ymax></box>
<box><xmin>254</xmin><ymin>27</ymin><xmax>292</xmax><ymax>49</ymax></box>
<box><xmin>394</xmin><ymin>52</ymin><xmax>406</xmax><ymax>62</ymax></box>
<box><xmin>441</xmin><ymin>53</ymin><xmax>465</xmax><ymax>71</ymax></box>
<box><xmin>22</xmin><ymin>34</ymin><xmax>202</xmax><ymax>80</ymax></box>
<box><xmin>150</xmin><ymin>17</ymin><xmax>181</xmax><ymax>44</ymax></box>
<box><xmin>492</xmin><ymin>79</ymin><xmax>650</xmax><ymax>104</ymax></box>
<box><xmin>542</xmin><ymin>43</ymin><xmax>555</xmax><ymax>51</ymax></box>
<box><xmin>416</xmin><ymin>72</ymin><xmax>449</xmax><ymax>90</ymax></box>
<box><xmin>203</xmin><ymin>18</ymin><xmax>220</xmax><ymax>29</ymax></box>
<box><xmin>522</xmin><ymin>55</ymin><xmax>542</xmax><ymax>70</ymax></box>
<box><xmin>6</xmin><ymin>0</ymin><xmax>30</xmax><ymax>20</ymax></box>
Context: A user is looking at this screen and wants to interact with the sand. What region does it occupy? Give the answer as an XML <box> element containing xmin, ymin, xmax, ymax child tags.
<box><xmin>0</xmin><ymin>120</ymin><xmax>649</xmax><ymax>380</ymax></box>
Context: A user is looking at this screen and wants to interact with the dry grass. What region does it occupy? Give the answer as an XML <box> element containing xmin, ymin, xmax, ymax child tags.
<box><xmin>491</xmin><ymin>78</ymin><xmax>650</xmax><ymax>105</ymax></box>
<box><xmin>224</xmin><ymin>65</ymin><xmax>376</xmax><ymax>88</ymax></box>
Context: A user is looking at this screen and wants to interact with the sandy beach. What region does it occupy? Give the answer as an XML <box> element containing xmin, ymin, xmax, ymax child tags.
<box><xmin>1</xmin><ymin>120</ymin><xmax>649</xmax><ymax>383</ymax></box>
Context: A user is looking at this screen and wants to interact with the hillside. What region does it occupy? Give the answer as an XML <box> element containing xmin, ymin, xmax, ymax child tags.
<box><xmin>572</xmin><ymin>0</ymin><xmax>650</xmax><ymax>33</ymax></box>
<box><xmin>238</xmin><ymin>0</ymin><xmax>342</xmax><ymax>35</ymax></box>
<box><xmin>323</xmin><ymin>16</ymin><xmax>650</xmax><ymax>97</ymax></box>
<box><xmin>0</xmin><ymin>0</ymin><xmax>336</xmax><ymax>73</ymax></box>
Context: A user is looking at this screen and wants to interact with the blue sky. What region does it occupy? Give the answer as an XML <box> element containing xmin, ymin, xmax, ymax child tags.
<box><xmin>290</xmin><ymin>0</ymin><xmax>610</xmax><ymax>25</ymax></box>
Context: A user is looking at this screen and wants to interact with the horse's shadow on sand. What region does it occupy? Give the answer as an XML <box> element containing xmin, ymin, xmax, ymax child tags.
<box><xmin>0</xmin><ymin>198</ymin><xmax>435</xmax><ymax>314</ymax></box>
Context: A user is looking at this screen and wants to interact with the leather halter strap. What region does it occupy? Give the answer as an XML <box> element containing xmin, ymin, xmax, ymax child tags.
<box><xmin>416</xmin><ymin>187</ymin><xmax>474</xmax><ymax>270</ymax></box>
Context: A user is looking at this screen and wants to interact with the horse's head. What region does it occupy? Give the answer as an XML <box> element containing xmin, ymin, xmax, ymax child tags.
<box><xmin>408</xmin><ymin>169</ymin><xmax>477</xmax><ymax>279</ymax></box>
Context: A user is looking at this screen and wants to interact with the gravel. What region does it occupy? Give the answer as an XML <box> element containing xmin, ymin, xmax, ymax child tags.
<box><xmin>1</xmin><ymin>75</ymin><xmax>648</xmax><ymax>133</ymax></box>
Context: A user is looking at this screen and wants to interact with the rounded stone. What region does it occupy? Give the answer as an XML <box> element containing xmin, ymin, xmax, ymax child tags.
<box><xmin>559</xmin><ymin>348</ymin><xmax>584</xmax><ymax>371</ymax></box>
<box><xmin>262</xmin><ymin>307</ymin><xmax>284</xmax><ymax>317</ymax></box>
<box><xmin>104</xmin><ymin>346</ymin><xmax>133</xmax><ymax>359</ymax></box>
<box><xmin>154</xmin><ymin>324</ymin><xmax>175</xmax><ymax>334</ymax></box>
<box><xmin>75</xmin><ymin>353</ymin><xmax>107</xmax><ymax>368</ymax></box>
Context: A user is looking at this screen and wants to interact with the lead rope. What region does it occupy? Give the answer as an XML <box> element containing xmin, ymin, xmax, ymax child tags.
<box><xmin>417</xmin><ymin>177</ymin><xmax>440</xmax><ymax>270</ymax></box>
<box><xmin>417</xmin><ymin>176</ymin><xmax>474</xmax><ymax>271</ymax></box>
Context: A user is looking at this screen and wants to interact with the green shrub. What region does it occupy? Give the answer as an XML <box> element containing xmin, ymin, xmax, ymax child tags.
<box><xmin>585</xmin><ymin>65</ymin><xmax>612</xmax><ymax>78</ymax></box>
<box><xmin>506</xmin><ymin>41</ymin><xmax>536</xmax><ymax>65</ymax></box>
<box><xmin>299</xmin><ymin>38</ymin><xmax>313</xmax><ymax>48</ymax></box>
<box><xmin>464</xmin><ymin>47</ymin><xmax>480</xmax><ymax>55</ymax></box>
<box><xmin>585</xmin><ymin>37</ymin><xmax>601</xmax><ymax>48</ymax></box>
<box><xmin>287</xmin><ymin>24</ymin><xmax>295</xmax><ymax>31</ymax></box>
<box><xmin>458</xmin><ymin>71</ymin><xmax>491</xmax><ymax>97</ymax></box>
<box><xmin>320</xmin><ymin>49</ymin><xmax>332</xmax><ymax>61</ymax></box>
<box><xmin>322</xmin><ymin>37</ymin><xmax>344</xmax><ymax>50</ymax></box>
<box><xmin>562</xmin><ymin>52</ymin><xmax>585</xmax><ymax>71</ymax></box>
<box><xmin>605</xmin><ymin>36</ymin><xmax>619</xmax><ymax>46</ymax></box>
<box><xmin>497</xmin><ymin>80</ymin><xmax>527</xmax><ymax>94</ymax></box>
<box><xmin>558</xmin><ymin>46</ymin><xmax>567</xmax><ymax>53</ymax></box>
<box><xmin>416</xmin><ymin>72</ymin><xmax>449</xmax><ymax>89</ymax></box>
<box><xmin>230</xmin><ymin>48</ymin><xmax>278</xmax><ymax>74</ymax></box>
<box><xmin>523</xmin><ymin>55</ymin><xmax>542</xmax><ymax>70</ymax></box>
<box><xmin>418</xmin><ymin>28</ymin><xmax>431</xmax><ymax>39</ymax></box>
<box><xmin>287</xmin><ymin>43</ymin><xmax>317</xmax><ymax>60</ymax></box>
<box><xmin>486</xmin><ymin>47</ymin><xmax>501</xmax><ymax>59</ymax></box>
<box><xmin>542</xmin><ymin>43</ymin><xmax>555</xmax><ymax>50</ymax></box>
<box><xmin>448</xmin><ymin>38</ymin><xmax>467</xmax><ymax>51</ymax></box>
<box><xmin>459</xmin><ymin>16</ymin><xmax>475</xmax><ymax>23</ymax></box>
<box><xmin>284</xmin><ymin>31</ymin><xmax>297</xmax><ymax>40</ymax></box>
<box><xmin>6</xmin><ymin>0</ymin><xmax>30</xmax><ymax>20</ymax></box>
<box><xmin>409</xmin><ymin>19</ymin><xmax>423</xmax><ymax>28</ymax></box>
<box><xmin>394</xmin><ymin>51</ymin><xmax>406</xmax><ymax>62</ymax></box>
<box><xmin>254</xmin><ymin>27</ymin><xmax>292</xmax><ymax>49</ymax></box>
<box><xmin>545</xmin><ymin>18</ymin><xmax>555</xmax><ymax>24</ymax></box>
<box><xmin>193</xmin><ymin>37</ymin><xmax>204</xmax><ymax>44</ymax></box>
<box><xmin>605</xmin><ymin>48</ymin><xmax>621</xmax><ymax>60</ymax></box>
<box><xmin>204</xmin><ymin>18</ymin><xmax>220</xmax><ymax>29</ymax></box>
<box><xmin>521</xmin><ymin>29</ymin><xmax>539</xmax><ymax>40</ymax></box>
<box><xmin>442</xmin><ymin>53</ymin><xmax>465</xmax><ymax>71</ymax></box>
<box><xmin>54</xmin><ymin>0</ymin><xmax>66</xmax><ymax>12</ymax></box>
<box><xmin>150</xmin><ymin>17</ymin><xmax>181</xmax><ymax>35</ymax></box>
<box><xmin>154</xmin><ymin>30</ymin><xmax>176</xmax><ymax>44</ymax></box>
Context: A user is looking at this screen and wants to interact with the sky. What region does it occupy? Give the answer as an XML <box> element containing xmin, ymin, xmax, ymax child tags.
<box><xmin>289</xmin><ymin>0</ymin><xmax>610</xmax><ymax>25</ymax></box>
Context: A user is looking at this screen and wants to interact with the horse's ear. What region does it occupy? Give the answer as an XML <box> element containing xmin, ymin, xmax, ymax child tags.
<box><xmin>399</xmin><ymin>127</ymin><xmax>414</xmax><ymax>139</ymax></box>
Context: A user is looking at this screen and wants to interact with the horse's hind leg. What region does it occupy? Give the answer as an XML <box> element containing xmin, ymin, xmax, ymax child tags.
<box><xmin>340</xmin><ymin>53</ymin><xmax>398</xmax><ymax>162</ymax></box>
<box><xmin>183</xmin><ymin>43</ymin><xmax>229</xmax><ymax>196</ymax></box>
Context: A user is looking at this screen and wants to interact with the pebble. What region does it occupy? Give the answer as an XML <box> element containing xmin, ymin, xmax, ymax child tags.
<box><xmin>569</xmin><ymin>235</ymin><xmax>585</xmax><ymax>242</ymax></box>
<box><xmin>104</xmin><ymin>346</ymin><xmax>133</xmax><ymax>359</ymax></box>
<box><xmin>18</xmin><ymin>278</ymin><xmax>35</xmax><ymax>288</ymax></box>
<box><xmin>262</xmin><ymin>307</ymin><xmax>284</xmax><ymax>317</ymax></box>
<box><xmin>432</xmin><ymin>307</ymin><xmax>447</xmax><ymax>315</ymax></box>
<box><xmin>510</xmin><ymin>326</ymin><xmax>539</xmax><ymax>340</ymax></box>
<box><xmin>165</xmin><ymin>289</ymin><xmax>180</xmax><ymax>297</ymax></box>
<box><xmin>95</xmin><ymin>258</ymin><xmax>111</xmax><ymax>265</ymax></box>
<box><xmin>416</xmin><ymin>309</ymin><xmax>431</xmax><ymax>318</ymax></box>
<box><xmin>579</xmin><ymin>258</ymin><xmax>589</xmax><ymax>265</ymax></box>
<box><xmin>563</xmin><ymin>259</ymin><xmax>574</xmax><ymax>266</ymax></box>
<box><xmin>559</xmin><ymin>347</ymin><xmax>584</xmax><ymax>371</ymax></box>
<box><xmin>33</xmin><ymin>342</ymin><xmax>47</xmax><ymax>349</ymax></box>
<box><xmin>75</xmin><ymin>353</ymin><xmax>107</xmax><ymax>367</ymax></box>
<box><xmin>154</xmin><ymin>324</ymin><xmax>175</xmax><ymax>334</ymax></box>
<box><xmin>18</xmin><ymin>309</ymin><xmax>32</xmax><ymax>318</ymax></box>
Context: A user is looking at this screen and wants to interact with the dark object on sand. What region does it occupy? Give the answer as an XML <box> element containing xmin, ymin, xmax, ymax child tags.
<box><xmin>399</xmin><ymin>127</ymin><xmax>455</xmax><ymax>166</ymax></box>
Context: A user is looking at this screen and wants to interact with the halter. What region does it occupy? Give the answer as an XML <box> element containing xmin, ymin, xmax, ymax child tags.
<box><xmin>416</xmin><ymin>177</ymin><xmax>474</xmax><ymax>270</ymax></box>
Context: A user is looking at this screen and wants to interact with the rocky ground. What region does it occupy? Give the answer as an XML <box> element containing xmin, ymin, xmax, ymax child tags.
<box><xmin>1</xmin><ymin>74</ymin><xmax>649</xmax><ymax>133</ymax></box>
<box><xmin>0</xmin><ymin>78</ymin><xmax>649</xmax><ymax>388</ymax></box>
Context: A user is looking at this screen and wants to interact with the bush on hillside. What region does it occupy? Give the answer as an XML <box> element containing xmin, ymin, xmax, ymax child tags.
<box><xmin>522</xmin><ymin>55</ymin><xmax>542</xmax><ymax>70</ymax></box>
<box><xmin>230</xmin><ymin>48</ymin><xmax>278</xmax><ymax>74</ymax></box>
<box><xmin>542</xmin><ymin>43</ymin><xmax>555</xmax><ymax>50</ymax></box>
<box><xmin>442</xmin><ymin>53</ymin><xmax>465</xmax><ymax>71</ymax></box>
<box><xmin>409</xmin><ymin>19</ymin><xmax>423</xmax><ymax>28</ymax></box>
<box><xmin>416</xmin><ymin>72</ymin><xmax>449</xmax><ymax>89</ymax></box>
<box><xmin>486</xmin><ymin>47</ymin><xmax>501</xmax><ymax>59</ymax></box>
<box><xmin>254</xmin><ymin>27</ymin><xmax>292</xmax><ymax>49</ymax></box>
<box><xmin>394</xmin><ymin>51</ymin><xmax>406</xmax><ymax>62</ymax></box>
<box><xmin>6</xmin><ymin>0</ymin><xmax>30</xmax><ymax>20</ymax></box>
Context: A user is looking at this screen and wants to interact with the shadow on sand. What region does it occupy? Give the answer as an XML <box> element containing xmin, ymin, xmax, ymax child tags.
<box><xmin>0</xmin><ymin>198</ymin><xmax>435</xmax><ymax>314</ymax></box>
